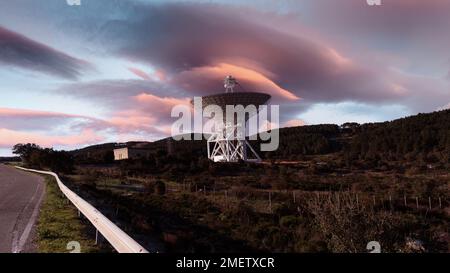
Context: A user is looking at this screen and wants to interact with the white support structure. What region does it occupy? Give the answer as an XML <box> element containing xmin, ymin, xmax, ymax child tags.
<box><xmin>224</xmin><ymin>75</ymin><xmax>237</xmax><ymax>93</ymax></box>
<box><xmin>207</xmin><ymin>122</ymin><xmax>261</xmax><ymax>162</ymax></box>
<box><xmin>203</xmin><ymin>76</ymin><xmax>270</xmax><ymax>163</ymax></box>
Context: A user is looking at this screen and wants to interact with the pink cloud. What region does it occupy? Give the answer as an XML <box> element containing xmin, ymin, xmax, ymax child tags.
<box><xmin>0</xmin><ymin>105</ymin><xmax>172</xmax><ymax>149</ymax></box>
<box><xmin>0</xmin><ymin>107</ymin><xmax>83</xmax><ymax>118</ymax></box>
<box><xmin>133</xmin><ymin>93</ymin><xmax>191</xmax><ymax>108</ymax></box>
<box><xmin>0</xmin><ymin>107</ymin><xmax>100</xmax><ymax>131</ymax></box>
<box><xmin>174</xmin><ymin>63</ymin><xmax>299</xmax><ymax>101</ymax></box>
<box><xmin>103</xmin><ymin>93</ymin><xmax>191</xmax><ymax>134</ymax></box>
<box><xmin>0</xmin><ymin>128</ymin><xmax>105</xmax><ymax>149</ymax></box>
<box><xmin>128</xmin><ymin>67</ymin><xmax>167</xmax><ymax>82</ymax></box>
<box><xmin>128</xmin><ymin>67</ymin><xmax>151</xmax><ymax>80</ymax></box>
<box><xmin>3</xmin><ymin>1</ymin><xmax>449</xmax><ymax>155</ymax></box>
<box><xmin>283</xmin><ymin>119</ymin><xmax>306</xmax><ymax>128</ymax></box>
<box><xmin>53</xmin><ymin>2</ymin><xmax>450</xmax><ymax>122</ymax></box>
<box><xmin>0</xmin><ymin>93</ymin><xmax>193</xmax><ymax>149</ymax></box>
<box><xmin>154</xmin><ymin>69</ymin><xmax>167</xmax><ymax>82</ymax></box>
<box><xmin>437</xmin><ymin>102</ymin><xmax>450</xmax><ymax>111</ymax></box>
<box><xmin>106</xmin><ymin>3</ymin><xmax>419</xmax><ymax>106</ymax></box>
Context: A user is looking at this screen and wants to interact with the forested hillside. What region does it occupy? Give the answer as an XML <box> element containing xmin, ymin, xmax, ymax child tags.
<box><xmin>12</xmin><ymin>110</ymin><xmax>449</xmax><ymax>253</ymax></box>
<box><xmin>345</xmin><ymin>110</ymin><xmax>450</xmax><ymax>165</ymax></box>
<box><xmin>66</xmin><ymin>109</ymin><xmax>450</xmax><ymax>169</ymax></box>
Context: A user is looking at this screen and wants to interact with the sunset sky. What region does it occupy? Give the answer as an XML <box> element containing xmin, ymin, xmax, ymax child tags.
<box><xmin>1</xmin><ymin>0</ymin><xmax>450</xmax><ymax>155</ymax></box>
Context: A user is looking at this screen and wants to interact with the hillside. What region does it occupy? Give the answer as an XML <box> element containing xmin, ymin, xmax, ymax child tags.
<box><xmin>345</xmin><ymin>110</ymin><xmax>450</xmax><ymax>165</ymax></box>
<box><xmin>0</xmin><ymin>156</ymin><xmax>20</xmax><ymax>162</ymax></box>
<box><xmin>70</xmin><ymin>109</ymin><xmax>450</xmax><ymax>169</ymax></box>
<box><xmin>13</xmin><ymin>109</ymin><xmax>446</xmax><ymax>253</ymax></box>
<box><xmin>60</xmin><ymin>109</ymin><xmax>450</xmax><ymax>253</ymax></box>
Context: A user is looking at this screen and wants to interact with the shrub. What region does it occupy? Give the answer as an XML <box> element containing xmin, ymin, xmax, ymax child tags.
<box><xmin>155</xmin><ymin>180</ymin><xmax>166</xmax><ymax>195</ymax></box>
<box><xmin>280</xmin><ymin>215</ymin><xmax>299</xmax><ymax>228</ymax></box>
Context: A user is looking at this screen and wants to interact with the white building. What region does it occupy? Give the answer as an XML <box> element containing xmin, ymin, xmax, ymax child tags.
<box><xmin>113</xmin><ymin>147</ymin><xmax>152</xmax><ymax>161</ymax></box>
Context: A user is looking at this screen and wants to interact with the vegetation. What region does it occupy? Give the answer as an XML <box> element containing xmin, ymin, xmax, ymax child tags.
<box><xmin>70</xmin><ymin>143</ymin><xmax>116</xmax><ymax>164</ymax></box>
<box><xmin>345</xmin><ymin>110</ymin><xmax>450</xmax><ymax>167</ymax></box>
<box><xmin>12</xmin><ymin>109</ymin><xmax>450</xmax><ymax>253</ymax></box>
<box><xmin>258</xmin><ymin>124</ymin><xmax>341</xmax><ymax>159</ymax></box>
<box><xmin>12</xmin><ymin>143</ymin><xmax>74</xmax><ymax>173</ymax></box>
<box><xmin>64</xmin><ymin>164</ymin><xmax>448</xmax><ymax>253</ymax></box>
<box><xmin>0</xmin><ymin>156</ymin><xmax>20</xmax><ymax>162</ymax></box>
<box><xmin>37</xmin><ymin>176</ymin><xmax>108</xmax><ymax>253</ymax></box>
<box><xmin>75</xmin><ymin>110</ymin><xmax>450</xmax><ymax>171</ymax></box>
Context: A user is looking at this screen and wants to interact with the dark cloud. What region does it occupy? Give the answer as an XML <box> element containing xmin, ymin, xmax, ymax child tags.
<box><xmin>52</xmin><ymin>79</ymin><xmax>191</xmax><ymax>135</ymax></box>
<box><xmin>0</xmin><ymin>26</ymin><xmax>91</xmax><ymax>79</ymax></box>
<box><xmin>48</xmin><ymin>1</ymin><xmax>449</xmax><ymax>126</ymax></box>
<box><xmin>55</xmin><ymin>79</ymin><xmax>187</xmax><ymax>104</ymax></box>
<box><xmin>13</xmin><ymin>1</ymin><xmax>447</xmax><ymax>110</ymax></box>
<box><xmin>0</xmin><ymin>106</ymin><xmax>170</xmax><ymax>148</ymax></box>
<box><xmin>0</xmin><ymin>107</ymin><xmax>98</xmax><ymax>131</ymax></box>
<box><xmin>81</xmin><ymin>3</ymin><xmax>422</xmax><ymax>105</ymax></box>
<box><xmin>2</xmin><ymin>0</ymin><xmax>450</xmax><ymax>153</ymax></box>
<box><xmin>304</xmin><ymin>0</ymin><xmax>450</xmax><ymax>42</ymax></box>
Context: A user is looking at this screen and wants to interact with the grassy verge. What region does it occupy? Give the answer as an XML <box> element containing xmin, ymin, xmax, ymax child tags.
<box><xmin>3</xmin><ymin>161</ymin><xmax>23</xmax><ymax>167</ymax></box>
<box><xmin>36</xmin><ymin>176</ymin><xmax>107</xmax><ymax>253</ymax></box>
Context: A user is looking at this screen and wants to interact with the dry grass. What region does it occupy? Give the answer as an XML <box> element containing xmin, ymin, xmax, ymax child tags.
<box><xmin>36</xmin><ymin>176</ymin><xmax>110</xmax><ymax>253</ymax></box>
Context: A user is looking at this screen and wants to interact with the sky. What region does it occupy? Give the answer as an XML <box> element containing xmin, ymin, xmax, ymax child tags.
<box><xmin>1</xmin><ymin>0</ymin><xmax>449</xmax><ymax>156</ymax></box>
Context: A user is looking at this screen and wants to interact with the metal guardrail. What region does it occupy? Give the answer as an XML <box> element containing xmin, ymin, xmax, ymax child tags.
<box><xmin>15</xmin><ymin>166</ymin><xmax>149</xmax><ymax>253</ymax></box>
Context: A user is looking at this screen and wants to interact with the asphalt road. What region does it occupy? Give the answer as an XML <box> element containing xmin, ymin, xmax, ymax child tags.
<box><xmin>0</xmin><ymin>164</ymin><xmax>45</xmax><ymax>253</ymax></box>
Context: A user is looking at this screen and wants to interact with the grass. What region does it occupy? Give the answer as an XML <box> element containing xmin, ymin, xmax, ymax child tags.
<box><xmin>36</xmin><ymin>176</ymin><xmax>107</xmax><ymax>253</ymax></box>
<box><xmin>3</xmin><ymin>161</ymin><xmax>23</xmax><ymax>167</ymax></box>
<box><xmin>68</xmin><ymin>164</ymin><xmax>449</xmax><ymax>252</ymax></box>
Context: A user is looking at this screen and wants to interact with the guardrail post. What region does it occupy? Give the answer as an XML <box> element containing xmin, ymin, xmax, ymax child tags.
<box><xmin>389</xmin><ymin>195</ymin><xmax>393</xmax><ymax>212</ymax></box>
<box><xmin>95</xmin><ymin>229</ymin><xmax>99</xmax><ymax>245</ymax></box>
<box><xmin>356</xmin><ymin>194</ymin><xmax>359</xmax><ymax>210</ymax></box>
<box><xmin>269</xmin><ymin>191</ymin><xmax>272</xmax><ymax>213</ymax></box>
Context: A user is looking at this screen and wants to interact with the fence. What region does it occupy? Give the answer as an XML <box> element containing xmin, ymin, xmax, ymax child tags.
<box><xmin>166</xmin><ymin>182</ymin><xmax>448</xmax><ymax>214</ymax></box>
<box><xmin>16</xmin><ymin>166</ymin><xmax>149</xmax><ymax>253</ymax></box>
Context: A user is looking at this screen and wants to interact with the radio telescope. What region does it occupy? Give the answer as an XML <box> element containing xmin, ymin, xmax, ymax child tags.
<box><xmin>201</xmin><ymin>76</ymin><xmax>271</xmax><ymax>162</ymax></box>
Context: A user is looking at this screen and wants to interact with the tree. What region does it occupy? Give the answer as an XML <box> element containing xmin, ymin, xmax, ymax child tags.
<box><xmin>12</xmin><ymin>143</ymin><xmax>41</xmax><ymax>163</ymax></box>
<box><xmin>12</xmin><ymin>143</ymin><xmax>74</xmax><ymax>173</ymax></box>
<box><xmin>154</xmin><ymin>180</ymin><xmax>166</xmax><ymax>195</ymax></box>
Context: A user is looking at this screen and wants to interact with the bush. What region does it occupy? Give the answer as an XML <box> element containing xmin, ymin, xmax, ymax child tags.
<box><xmin>280</xmin><ymin>215</ymin><xmax>299</xmax><ymax>228</ymax></box>
<box><xmin>155</xmin><ymin>180</ymin><xmax>166</xmax><ymax>195</ymax></box>
<box><xmin>12</xmin><ymin>143</ymin><xmax>74</xmax><ymax>173</ymax></box>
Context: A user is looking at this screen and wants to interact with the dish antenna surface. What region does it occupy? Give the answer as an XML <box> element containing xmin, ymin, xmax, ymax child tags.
<box><xmin>200</xmin><ymin>76</ymin><xmax>271</xmax><ymax>162</ymax></box>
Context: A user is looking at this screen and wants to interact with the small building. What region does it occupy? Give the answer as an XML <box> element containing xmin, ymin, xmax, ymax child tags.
<box><xmin>113</xmin><ymin>147</ymin><xmax>152</xmax><ymax>161</ymax></box>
